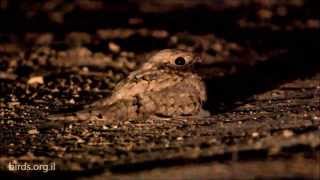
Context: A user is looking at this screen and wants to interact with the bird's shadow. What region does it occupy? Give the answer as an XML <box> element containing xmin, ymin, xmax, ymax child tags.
<box><xmin>204</xmin><ymin>47</ymin><xmax>320</xmax><ymax>114</ymax></box>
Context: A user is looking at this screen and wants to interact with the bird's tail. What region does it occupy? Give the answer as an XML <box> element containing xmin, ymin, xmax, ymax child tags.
<box><xmin>47</xmin><ymin>100</ymin><xmax>138</xmax><ymax>125</ymax></box>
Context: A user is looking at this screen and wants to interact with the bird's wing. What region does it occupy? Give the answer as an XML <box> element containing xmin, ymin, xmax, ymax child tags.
<box><xmin>47</xmin><ymin>99</ymin><xmax>138</xmax><ymax>124</ymax></box>
<box><xmin>85</xmin><ymin>69</ymin><xmax>185</xmax><ymax>108</ymax></box>
<box><xmin>136</xmin><ymin>79</ymin><xmax>205</xmax><ymax>117</ymax></box>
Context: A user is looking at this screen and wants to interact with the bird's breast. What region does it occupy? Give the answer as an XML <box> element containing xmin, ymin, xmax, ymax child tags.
<box><xmin>108</xmin><ymin>70</ymin><xmax>206</xmax><ymax>107</ymax></box>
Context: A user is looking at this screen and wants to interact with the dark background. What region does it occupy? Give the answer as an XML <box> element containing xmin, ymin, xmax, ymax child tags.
<box><xmin>0</xmin><ymin>0</ymin><xmax>319</xmax><ymax>179</ymax></box>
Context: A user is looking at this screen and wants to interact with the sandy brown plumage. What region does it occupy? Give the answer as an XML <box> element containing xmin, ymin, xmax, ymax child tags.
<box><xmin>48</xmin><ymin>49</ymin><xmax>207</xmax><ymax>124</ymax></box>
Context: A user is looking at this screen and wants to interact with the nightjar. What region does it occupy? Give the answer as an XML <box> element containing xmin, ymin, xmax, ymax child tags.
<box><xmin>48</xmin><ymin>49</ymin><xmax>207</xmax><ymax>124</ymax></box>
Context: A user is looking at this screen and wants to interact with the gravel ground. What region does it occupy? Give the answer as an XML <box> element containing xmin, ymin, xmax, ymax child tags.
<box><xmin>0</xmin><ymin>0</ymin><xmax>319</xmax><ymax>179</ymax></box>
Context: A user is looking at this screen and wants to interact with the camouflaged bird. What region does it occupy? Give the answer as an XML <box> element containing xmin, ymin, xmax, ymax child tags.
<box><xmin>48</xmin><ymin>49</ymin><xmax>207</xmax><ymax>124</ymax></box>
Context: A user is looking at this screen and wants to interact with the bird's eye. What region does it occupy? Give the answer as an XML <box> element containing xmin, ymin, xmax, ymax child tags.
<box><xmin>174</xmin><ymin>57</ymin><xmax>186</xmax><ymax>65</ymax></box>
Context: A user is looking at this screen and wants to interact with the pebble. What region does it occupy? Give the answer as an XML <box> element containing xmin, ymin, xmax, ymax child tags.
<box><xmin>282</xmin><ymin>130</ymin><xmax>294</xmax><ymax>138</ymax></box>
<box><xmin>28</xmin><ymin>128</ymin><xmax>39</xmax><ymax>135</ymax></box>
<box><xmin>27</xmin><ymin>76</ymin><xmax>44</xmax><ymax>85</ymax></box>
<box><xmin>313</xmin><ymin>116</ymin><xmax>319</xmax><ymax>120</ymax></box>
<box><xmin>69</xmin><ymin>99</ymin><xmax>75</xmax><ymax>104</ymax></box>
<box><xmin>177</xmin><ymin>137</ymin><xmax>184</xmax><ymax>141</ymax></box>
<box><xmin>252</xmin><ymin>132</ymin><xmax>259</xmax><ymax>137</ymax></box>
<box><xmin>257</xmin><ymin>9</ymin><xmax>273</xmax><ymax>19</ymax></box>
<box><xmin>108</xmin><ymin>42</ymin><xmax>120</xmax><ymax>53</ymax></box>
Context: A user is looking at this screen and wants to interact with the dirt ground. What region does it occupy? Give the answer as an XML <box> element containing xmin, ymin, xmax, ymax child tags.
<box><xmin>0</xmin><ymin>1</ymin><xmax>319</xmax><ymax>179</ymax></box>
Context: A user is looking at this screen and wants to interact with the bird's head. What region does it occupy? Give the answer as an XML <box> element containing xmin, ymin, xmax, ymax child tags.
<box><xmin>140</xmin><ymin>49</ymin><xmax>201</xmax><ymax>71</ymax></box>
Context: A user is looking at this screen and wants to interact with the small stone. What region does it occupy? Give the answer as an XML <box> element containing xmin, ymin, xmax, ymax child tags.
<box><xmin>66</xmin><ymin>32</ymin><xmax>91</xmax><ymax>47</ymax></box>
<box><xmin>152</xmin><ymin>30</ymin><xmax>169</xmax><ymax>38</ymax></box>
<box><xmin>212</xmin><ymin>43</ymin><xmax>223</xmax><ymax>52</ymax></box>
<box><xmin>252</xmin><ymin>132</ymin><xmax>259</xmax><ymax>137</ymax></box>
<box><xmin>313</xmin><ymin>116</ymin><xmax>319</xmax><ymax>120</ymax></box>
<box><xmin>35</xmin><ymin>33</ymin><xmax>54</xmax><ymax>45</ymax></box>
<box><xmin>257</xmin><ymin>9</ymin><xmax>273</xmax><ymax>19</ymax></box>
<box><xmin>170</xmin><ymin>36</ymin><xmax>178</xmax><ymax>44</ymax></box>
<box><xmin>69</xmin><ymin>99</ymin><xmax>75</xmax><ymax>104</ymax></box>
<box><xmin>282</xmin><ymin>130</ymin><xmax>294</xmax><ymax>138</ymax></box>
<box><xmin>177</xmin><ymin>137</ymin><xmax>184</xmax><ymax>141</ymax></box>
<box><xmin>306</xmin><ymin>19</ymin><xmax>320</xmax><ymax>29</ymax></box>
<box><xmin>77</xmin><ymin>138</ymin><xmax>85</xmax><ymax>143</ymax></box>
<box><xmin>28</xmin><ymin>128</ymin><xmax>39</xmax><ymax>135</ymax></box>
<box><xmin>276</xmin><ymin>6</ymin><xmax>287</xmax><ymax>17</ymax></box>
<box><xmin>108</xmin><ymin>42</ymin><xmax>120</xmax><ymax>53</ymax></box>
<box><xmin>128</xmin><ymin>17</ymin><xmax>144</xmax><ymax>25</ymax></box>
<box><xmin>209</xmin><ymin>138</ymin><xmax>217</xmax><ymax>143</ymax></box>
<box><xmin>27</xmin><ymin>76</ymin><xmax>44</xmax><ymax>85</ymax></box>
<box><xmin>8</xmin><ymin>102</ymin><xmax>20</xmax><ymax>107</ymax></box>
<box><xmin>82</xmin><ymin>66</ymin><xmax>89</xmax><ymax>72</ymax></box>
